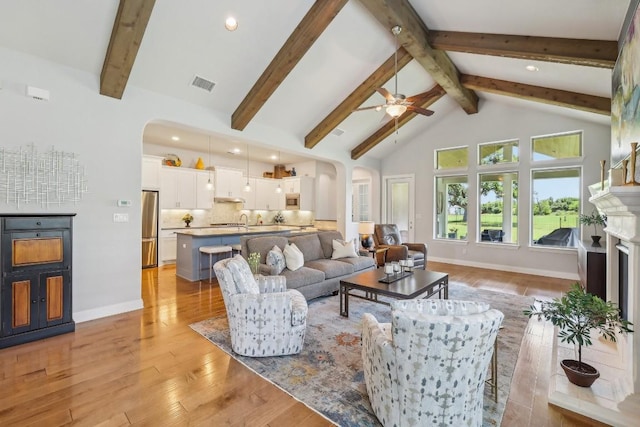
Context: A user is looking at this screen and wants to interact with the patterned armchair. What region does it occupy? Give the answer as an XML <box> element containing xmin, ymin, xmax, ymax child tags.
<box><xmin>361</xmin><ymin>299</ymin><xmax>503</xmax><ymax>427</ymax></box>
<box><xmin>373</xmin><ymin>224</ymin><xmax>427</xmax><ymax>269</ymax></box>
<box><xmin>213</xmin><ymin>255</ymin><xmax>308</xmax><ymax>357</ymax></box>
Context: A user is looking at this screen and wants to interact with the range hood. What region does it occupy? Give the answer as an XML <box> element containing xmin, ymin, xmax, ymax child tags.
<box><xmin>214</xmin><ymin>196</ymin><xmax>245</xmax><ymax>203</ymax></box>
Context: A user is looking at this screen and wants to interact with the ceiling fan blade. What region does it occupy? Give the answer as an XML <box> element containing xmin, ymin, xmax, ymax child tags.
<box><xmin>407</xmin><ymin>105</ymin><xmax>435</xmax><ymax>116</ymax></box>
<box><xmin>354</xmin><ymin>105</ymin><xmax>384</xmax><ymax>112</ymax></box>
<box><xmin>376</xmin><ymin>87</ymin><xmax>396</xmax><ymax>103</ymax></box>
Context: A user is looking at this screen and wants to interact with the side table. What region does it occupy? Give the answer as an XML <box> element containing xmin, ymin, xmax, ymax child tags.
<box><xmin>360</xmin><ymin>247</ymin><xmax>388</xmax><ymax>267</ymax></box>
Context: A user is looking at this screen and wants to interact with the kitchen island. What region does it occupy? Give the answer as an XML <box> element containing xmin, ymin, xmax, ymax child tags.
<box><xmin>174</xmin><ymin>225</ymin><xmax>312</xmax><ymax>281</ymax></box>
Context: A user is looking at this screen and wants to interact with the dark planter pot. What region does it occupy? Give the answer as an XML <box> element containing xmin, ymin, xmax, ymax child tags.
<box><xmin>561</xmin><ymin>359</ymin><xmax>600</xmax><ymax>387</ymax></box>
<box><xmin>591</xmin><ymin>235</ymin><xmax>601</xmax><ymax>244</ymax></box>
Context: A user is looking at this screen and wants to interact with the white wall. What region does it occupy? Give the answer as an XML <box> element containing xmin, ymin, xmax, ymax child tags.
<box><xmin>381</xmin><ymin>99</ymin><xmax>611</xmax><ymax>279</ymax></box>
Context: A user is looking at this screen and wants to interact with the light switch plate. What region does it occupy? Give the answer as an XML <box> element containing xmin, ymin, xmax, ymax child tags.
<box><xmin>113</xmin><ymin>213</ymin><xmax>129</xmax><ymax>223</ymax></box>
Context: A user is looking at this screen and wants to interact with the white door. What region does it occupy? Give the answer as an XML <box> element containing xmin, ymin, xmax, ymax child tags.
<box><xmin>383</xmin><ymin>175</ymin><xmax>415</xmax><ymax>242</ymax></box>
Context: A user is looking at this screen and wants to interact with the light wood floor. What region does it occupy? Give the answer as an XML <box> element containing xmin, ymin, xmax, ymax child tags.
<box><xmin>0</xmin><ymin>262</ymin><xmax>609</xmax><ymax>426</ymax></box>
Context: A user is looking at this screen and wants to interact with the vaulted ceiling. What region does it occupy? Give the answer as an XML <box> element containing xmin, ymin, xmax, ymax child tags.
<box><xmin>0</xmin><ymin>0</ymin><xmax>629</xmax><ymax>161</ymax></box>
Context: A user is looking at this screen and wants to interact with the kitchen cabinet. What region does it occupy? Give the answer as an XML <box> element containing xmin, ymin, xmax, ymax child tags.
<box><xmin>577</xmin><ymin>239</ymin><xmax>606</xmax><ymax>300</ymax></box>
<box><xmin>243</xmin><ymin>178</ymin><xmax>257</xmax><ymax>209</ymax></box>
<box><xmin>282</xmin><ymin>177</ymin><xmax>314</xmax><ymax>211</ymax></box>
<box><xmin>255</xmin><ymin>179</ymin><xmax>284</xmax><ymax>210</ymax></box>
<box><xmin>160</xmin><ymin>230</ymin><xmax>177</xmax><ymax>264</ymax></box>
<box><xmin>142</xmin><ymin>155</ymin><xmax>162</xmax><ymax>189</ymax></box>
<box><xmin>195</xmin><ymin>171</ymin><xmax>214</xmax><ymax>209</ymax></box>
<box><xmin>214</xmin><ymin>167</ymin><xmax>245</xmax><ymax>199</ymax></box>
<box><xmin>160</xmin><ymin>167</ymin><xmax>196</xmax><ymax>209</ymax></box>
<box><xmin>1</xmin><ymin>215</ymin><xmax>75</xmax><ymax>348</ymax></box>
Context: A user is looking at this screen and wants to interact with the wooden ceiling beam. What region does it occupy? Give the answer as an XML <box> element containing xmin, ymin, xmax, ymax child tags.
<box><xmin>231</xmin><ymin>0</ymin><xmax>348</xmax><ymax>131</ymax></box>
<box><xmin>304</xmin><ymin>47</ymin><xmax>412</xmax><ymax>149</ymax></box>
<box><xmin>359</xmin><ymin>0</ymin><xmax>478</xmax><ymax>114</ymax></box>
<box><xmin>460</xmin><ymin>75</ymin><xmax>610</xmax><ymax>115</ymax></box>
<box><xmin>428</xmin><ymin>31</ymin><xmax>617</xmax><ymax>68</ymax></box>
<box><xmin>100</xmin><ymin>0</ymin><xmax>156</xmax><ymax>99</ymax></box>
<box><xmin>351</xmin><ymin>85</ymin><xmax>446</xmax><ymax>160</ymax></box>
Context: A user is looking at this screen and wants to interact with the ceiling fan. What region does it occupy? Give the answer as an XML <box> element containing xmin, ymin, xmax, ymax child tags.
<box><xmin>355</xmin><ymin>26</ymin><xmax>434</xmax><ymax>121</ymax></box>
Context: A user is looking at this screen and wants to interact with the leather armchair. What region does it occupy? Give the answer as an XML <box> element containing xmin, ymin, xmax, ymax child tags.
<box><xmin>373</xmin><ymin>224</ymin><xmax>427</xmax><ymax>269</ymax></box>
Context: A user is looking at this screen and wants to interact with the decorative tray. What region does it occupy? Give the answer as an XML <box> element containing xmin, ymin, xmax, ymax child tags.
<box><xmin>378</xmin><ymin>270</ymin><xmax>413</xmax><ymax>284</ymax></box>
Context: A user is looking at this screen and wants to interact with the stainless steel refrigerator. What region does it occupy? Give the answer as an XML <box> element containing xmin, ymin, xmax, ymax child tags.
<box><xmin>141</xmin><ymin>190</ymin><xmax>159</xmax><ymax>268</ymax></box>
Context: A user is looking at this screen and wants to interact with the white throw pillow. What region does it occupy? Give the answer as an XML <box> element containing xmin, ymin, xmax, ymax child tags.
<box><xmin>283</xmin><ymin>243</ymin><xmax>304</xmax><ymax>271</ymax></box>
<box><xmin>331</xmin><ymin>239</ymin><xmax>358</xmax><ymax>259</ymax></box>
<box><xmin>266</xmin><ymin>245</ymin><xmax>286</xmax><ymax>274</ymax></box>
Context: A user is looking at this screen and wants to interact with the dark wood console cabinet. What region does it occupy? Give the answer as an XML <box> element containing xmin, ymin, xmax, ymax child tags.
<box><xmin>577</xmin><ymin>239</ymin><xmax>606</xmax><ymax>300</ymax></box>
<box><xmin>0</xmin><ymin>214</ymin><xmax>75</xmax><ymax>348</ymax></box>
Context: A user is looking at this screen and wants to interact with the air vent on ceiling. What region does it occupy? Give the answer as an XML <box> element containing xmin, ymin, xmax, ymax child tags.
<box><xmin>331</xmin><ymin>127</ymin><xmax>345</xmax><ymax>137</ymax></box>
<box><xmin>190</xmin><ymin>75</ymin><xmax>216</xmax><ymax>92</ymax></box>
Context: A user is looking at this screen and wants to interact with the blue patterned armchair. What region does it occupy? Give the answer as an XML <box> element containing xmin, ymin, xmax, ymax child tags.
<box><xmin>361</xmin><ymin>299</ymin><xmax>503</xmax><ymax>426</ymax></box>
<box><xmin>213</xmin><ymin>255</ymin><xmax>307</xmax><ymax>357</ymax></box>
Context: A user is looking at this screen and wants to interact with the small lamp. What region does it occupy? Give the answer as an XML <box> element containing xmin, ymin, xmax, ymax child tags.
<box><xmin>358</xmin><ymin>221</ymin><xmax>375</xmax><ymax>249</ymax></box>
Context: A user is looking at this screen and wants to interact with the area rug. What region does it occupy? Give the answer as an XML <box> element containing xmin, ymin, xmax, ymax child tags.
<box><xmin>190</xmin><ymin>282</ymin><xmax>533</xmax><ymax>427</ymax></box>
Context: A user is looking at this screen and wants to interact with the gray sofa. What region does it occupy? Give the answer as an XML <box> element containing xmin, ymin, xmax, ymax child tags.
<box><xmin>240</xmin><ymin>230</ymin><xmax>376</xmax><ymax>300</ymax></box>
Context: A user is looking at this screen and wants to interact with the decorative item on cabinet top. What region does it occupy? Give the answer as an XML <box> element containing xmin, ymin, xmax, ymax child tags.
<box><xmin>163</xmin><ymin>154</ymin><xmax>182</xmax><ymax>167</ymax></box>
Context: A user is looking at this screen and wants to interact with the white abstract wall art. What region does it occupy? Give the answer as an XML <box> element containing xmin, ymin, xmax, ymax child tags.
<box><xmin>0</xmin><ymin>144</ymin><xmax>88</xmax><ymax>208</ymax></box>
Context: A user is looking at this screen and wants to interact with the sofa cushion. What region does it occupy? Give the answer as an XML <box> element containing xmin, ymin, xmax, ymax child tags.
<box><xmin>335</xmin><ymin>255</ymin><xmax>376</xmax><ymax>272</ymax></box>
<box><xmin>246</xmin><ymin>235</ymin><xmax>289</xmax><ymax>263</ymax></box>
<box><xmin>407</xmin><ymin>250</ymin><xmax>424</xmax><ymax>262</ymax></box>
<box><xmin>288</xmin><ymin>233</ymin><xmax>325</xmax><ymax>261</ymax></box>
<box><xmin>318</xmin><ymin>230</ymin><xmax>344</xmax><ymax>259</ymax></box>
<box><xmin>331</xmin><ymin>239</ymin><xmax>358</xmax><ymax>259</ymax></box>
<box><xmin>281</xmin><ymin>266</ymin><xmax>325</xmax><ymax>289</ymax></box>
<box><xmin>283</xmin><ymin>243</ymin><xmax>304</xmax><ymax>271</ymax></box>
<box><xmin>304</xmin><ymin>259</ymin><xmax>354</xmax><ymax>279</ymax></box>
<box><xmin>266</xmin><ymin>245</ymin><xmax>286</xmax><ymax>274</ymax></box>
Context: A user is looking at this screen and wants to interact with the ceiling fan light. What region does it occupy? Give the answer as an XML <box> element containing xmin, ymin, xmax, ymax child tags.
<box><xmin>386</xmin><ymin>104</ymin><xmax>407</xmax><ymax>117</ymax></box>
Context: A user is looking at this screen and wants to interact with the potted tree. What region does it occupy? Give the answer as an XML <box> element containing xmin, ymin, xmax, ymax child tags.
<box><xmin>524</xmin><ymin>283</ymin><xmax>632</xmax><ymax>387</ymax></box>
<box><xmin>579</xmin><ymin>210</ymin><xmax>607</xmax><ymax>245</ymax></box>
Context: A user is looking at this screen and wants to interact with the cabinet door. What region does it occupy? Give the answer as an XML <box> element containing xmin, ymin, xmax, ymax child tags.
<box><xmin>1</xmin><ymin>273</ymin><xmax>39</xmax><ymax>336</ymax></box>
<box><xmin>160</xmin><ymin>168</ymin><xmax>179</xmax><ymax>209</ymax></box>
<box><xmin>161</xmin><ymin>168</ymin><xmax>197</xmax><ymax>209</ymax></box>
<box><xmin>161</xmin><ymin>237</ymin><xmax>177</xmax><ymax>263</ymax></box>
<box><xmin>244</xmin><ymin>178</ymin><xmax>257</xmax><ymax>209</ymax></box>
<box><xmin>195</xmin><ymin>171</ymin><xmax>214</xmax><ymax>209</ymax></box>
<box><xmin>215</xmin><ymin>168</ymin><xmax>245</xmax><ymax>198</ymax></box>
<box><xmin>176</xmin><ymin>169</ymin><xmax>196</xmax><ymax>208</ymax></box>
<box><xmin>142</xmin><ymin>156</ymin><xmax>161</xmax><ymax>189</ymax></box>
<box><xmin>283</xmin><ymin>178</ymin><xmax>300</xmax><ymax>194</ymax></box>
<box><xmin>38</xmin><ymin>270</ymin><xmax>72</xmax><ymax>328</ymax></box>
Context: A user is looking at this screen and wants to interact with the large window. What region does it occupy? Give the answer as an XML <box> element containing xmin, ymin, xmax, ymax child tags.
<box><xmin>479</xmin><ymin>140</ymin><xmax>519</xmax><ymax>165</ymax></box>
<box><xmin>436</xmin><ymin>146</ymin><xmax>468</xmax><ymax>170</ymax></box>
<box><xmin>531</xmin><ymin>168</ymin><xmax>580</xmax><ymax>247</ymax></box>
<box><xmin>478</xmin><ymin>172</ymin><xmax>518</xmax><ymax>243</ymax></box>
<box><xmin>532</xmin><ymin>131</ymin><xmax>582</xmax><ymax>161</ymax></box>
<box><xmin>435</xmin><ymin>176</ymin><xmax>468</xmax><ymax>240</ymax></box>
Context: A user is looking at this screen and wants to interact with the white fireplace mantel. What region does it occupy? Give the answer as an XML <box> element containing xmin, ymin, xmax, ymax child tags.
<box><xmin>590</xmin><ymin>186</ymin><xmax>640</xmax><ymax>242</ymax></box>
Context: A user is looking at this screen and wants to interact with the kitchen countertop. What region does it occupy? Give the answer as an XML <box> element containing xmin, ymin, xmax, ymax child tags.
<box><xmin>172</xmin><ymin>225</ymin><xmax>317</xmax><ymax>237</ymax></box>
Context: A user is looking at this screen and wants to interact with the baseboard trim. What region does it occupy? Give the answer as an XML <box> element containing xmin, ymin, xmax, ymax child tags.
<box><xmin>428</xmin><ymin>256</ymin><xmax>580</xmax><ymax>281</ymax></box>
<box><xmin>74</xmin><ymin>299</ymin><xmax>144</xmax><ymax>323</ymax></box>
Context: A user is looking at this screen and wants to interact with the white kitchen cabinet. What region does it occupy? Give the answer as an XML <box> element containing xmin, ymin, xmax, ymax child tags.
<box><xmin>160</xmin><ymin>230</ymin><xmax>177</xmax><ymax>264</ymax></box>
<box><xmin>195</xmin><ymin>171</ymin><xmax>214</xmax><ymax>209</ymax></box>
<box><xmin>160</xmin><ymin>167</ymin><xmax>196</xmax><ymax>209</ymax></box>
<box><xmin>243</xmin><ymin>178</ymin><xmax>257</xmax><ymax>209</ymax></box>
<box><xmin>142</xmin><ymin>155</ymin><xmax>162</xmax><ymax>189</ymax></box>
<box><xmin>282</xmin><ymin>176</ymin><xmax>314</xmax><ymax>210</ymax></box>
<box><xmin>214</xmin><ymin>167</ymin><xmax>245</xmax><ymax>199</ymax></box>
<box><xmin>255</xmin><ymin>179</ymin><xmax>284</xmax><ymax>210</ymax></box>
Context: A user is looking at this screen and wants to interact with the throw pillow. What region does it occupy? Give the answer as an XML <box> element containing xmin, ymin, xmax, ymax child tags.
<box><xmin>331</xmin><ymin>239</ymin><xmax>358</xmax><ymax>259</ymax></box>
<box><xmin>226</xmin><ymin>255</ymin><xmax>259</xmax><ymax>294</ymax></box>
<box><xmin>283</xmin><ymin>243</ymin><xmax>304</xmax><ymax>271</ymax></box>
<box><xmin>266</xmin><ymin>245</ymin><xmax>286</xmax><ymax>274</ymax></box>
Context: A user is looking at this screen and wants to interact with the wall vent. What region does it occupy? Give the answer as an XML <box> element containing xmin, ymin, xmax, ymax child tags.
<box><xmin>331</xmin><ymin>127</ymin><xmax>345</xmax><ymax>137</ymax></box>
<box><xmin>190</xmin><ymin>75</ymin><xmax>216</xmax><ymax>92</ymax></box>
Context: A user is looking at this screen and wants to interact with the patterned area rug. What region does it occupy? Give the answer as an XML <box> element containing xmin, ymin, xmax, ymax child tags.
<box><xmin>190</xmin><ymin>281</ymin><xmax>533</xmax><ymax>426</ymax></box>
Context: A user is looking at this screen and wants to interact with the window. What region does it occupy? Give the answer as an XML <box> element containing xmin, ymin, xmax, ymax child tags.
<box><xmin>352</xmin><ymin>179</ymin><xmax>371</xmax><ymax>222</ymax></box>
<box><xmin>479</xmin><ymin>140</ymin><xmax>519</xmax><ymax>165</ymax></box>
<box><xmin>436</xmin><ymin>146</ymin><xmax>468</xmax><ymax>169</ymax></box>
<box><xmin>532</xmin><ymin>132</ymin><xmax>582</xmax><ymax>161</ymax></box>
<box><xmin>478</xmin><ymin>172</ymin><xmax>518</xmax><ymax>244</ymax></box>
<box><xmin>435</xmin><ymin>176</ymin><xmax>468</xmax><ymax>240</ymax></box>
<box><xmin>531</xmin><ymin>168</ymin><xmax>580</xmax><ymax>247</ymax></box>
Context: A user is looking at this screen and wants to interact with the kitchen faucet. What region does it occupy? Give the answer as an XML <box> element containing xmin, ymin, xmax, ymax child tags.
<box><xmin>239</xmin><ymin>213</ymin><xmax>249</xmax><ymax>230</ymax></box>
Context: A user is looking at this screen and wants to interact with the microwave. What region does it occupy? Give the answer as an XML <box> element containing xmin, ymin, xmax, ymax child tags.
<box><xmin>285</xmin><ymin>193</ymin><xmax>300</xmax><ymax>210</ymax></box>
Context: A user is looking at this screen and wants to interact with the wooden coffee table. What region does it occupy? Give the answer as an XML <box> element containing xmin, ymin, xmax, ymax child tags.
<box><xmin>339</xmin><ymin>268</ymin><xmax>448</xmax><ymax>317</ymax></box>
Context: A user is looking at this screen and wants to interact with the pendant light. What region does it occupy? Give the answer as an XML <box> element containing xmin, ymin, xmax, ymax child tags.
<box><xmin>275</xmin><ymin>151</ymin><xmax>282</xmax><ymax>193</ymax></box>
<box><xmin>206</xmin><ymin>137</ymin><xmax>213</xmax><ymax>190</ymax></box>
<box><xmin>244</xmin><ymin>143</ymin><xmax>251</xmax><ymax>192</ymax></box>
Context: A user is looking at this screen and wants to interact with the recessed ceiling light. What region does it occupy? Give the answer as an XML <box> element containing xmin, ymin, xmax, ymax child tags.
<box><xmin>525</xmin><ymin>65</ymin><xmax>539</xmax><ymax>72</ymax></box>
<box><xmin>270</xmin><ymin>154</ymin><xmax>278</xmax><ymax>160</ymax></box>
<box><xmin>171</xmin><ymin>136</ymin><xmax>180</xmax><ymax>141</ymax></box>
<box><xmin>233</xmin><ymin>148</ymin><xmax>241</xmax><ymax>154</ymax></box>
<box><xmin>225</xmin><ymin>17</ymin><xmax>238</xmax><ymax>31</ymax></box>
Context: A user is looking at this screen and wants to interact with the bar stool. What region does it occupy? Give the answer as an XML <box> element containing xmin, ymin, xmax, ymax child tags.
<box><xmin>199</xmin><ymin>245</ymin><xmax>232</xmax><ymax>283</ymax></box>
<box><xmin>231</xmin><ymin>243</ymin><xmax>242</xmax><ymax>256</ymax></box>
